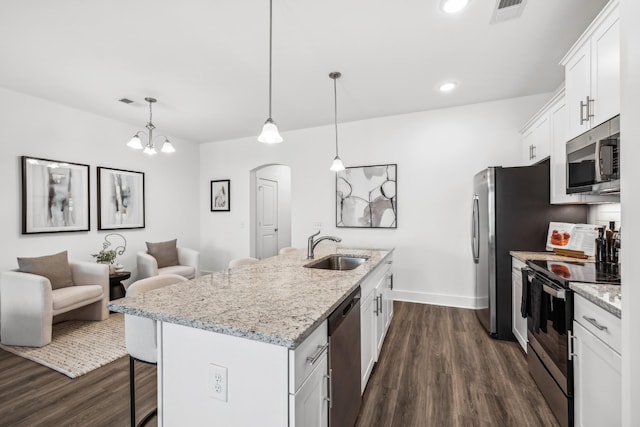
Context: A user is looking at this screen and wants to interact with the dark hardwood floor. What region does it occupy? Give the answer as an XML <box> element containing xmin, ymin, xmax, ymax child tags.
<box><xmin>0</xmin><ymin>302</ymin><xmax>557</xmax><ymax>426</ymax></box>
<box><xmin>356</xmin><ymin>301</ymin><xmax>559</xmax><ymax>427</ymax></box>
<box><xmin>0</xmin><ymin>351</ymin><xmax>157</xmax><ymax>427</ymax></box>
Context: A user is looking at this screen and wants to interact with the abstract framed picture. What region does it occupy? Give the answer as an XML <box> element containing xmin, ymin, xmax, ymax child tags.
<box><xmin>21</xmin><ymin>156</ymin><xmax>90</xmax><ymax>234</ymax></box>
<box><xmin>97</xmin><ymin>167</ymin><xmax>145</xmax><ymax>230</ymax></box>
<box><xmin>211</xmin><ymin>180</ymin><xmax>230</xmax><ymax>212</ymax></box>
<box><xmin>336</xmin><ymin>164</ymin><xmax>397</xmax><ymax>228</ymax></box>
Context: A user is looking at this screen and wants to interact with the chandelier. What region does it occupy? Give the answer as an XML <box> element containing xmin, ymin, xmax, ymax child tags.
<box><xmin>127</xmin><ymin>97</ymin><xmax>176</xmax><ymax>155</ymax></box>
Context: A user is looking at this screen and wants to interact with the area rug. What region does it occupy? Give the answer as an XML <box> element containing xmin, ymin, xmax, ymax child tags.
<box><xmin>0</xmin><ymin>313</ymin><xmax>126</xmax><ymax>378</ymax></box>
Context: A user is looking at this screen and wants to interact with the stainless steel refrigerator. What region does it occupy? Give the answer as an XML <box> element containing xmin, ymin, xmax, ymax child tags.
<box><xmin>471</xmin><ymin>161</ymin><xmax>587</xmax><ymax>340</ymax></box>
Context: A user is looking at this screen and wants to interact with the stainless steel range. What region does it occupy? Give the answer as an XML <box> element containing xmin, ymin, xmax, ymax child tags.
<box><xmin>522</xmin><ymin>260</ymin><xmax>620</xmax><ymax>427</ymax></box>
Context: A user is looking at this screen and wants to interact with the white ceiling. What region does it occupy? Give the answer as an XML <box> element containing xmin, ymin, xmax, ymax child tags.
<box><xmin>0</xmin><ymin>0</ymin><xmax>608</xmax><ymax>143</ymax></box>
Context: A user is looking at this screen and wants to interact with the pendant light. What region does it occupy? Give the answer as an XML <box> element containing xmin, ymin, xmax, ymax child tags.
<box><xmin>258</xmin><ymin>0</ymin><xmax>283</xmax><ymax>144</ymax></box>
<box><xmin>127</xmin><ymin>97</ymin><xmax>176</xmax><ymax>155</ymax></box>
<box><xmin>329</xmin><ymin>72</ymin><xmax>345</xmax><ymax>172</ymax></box>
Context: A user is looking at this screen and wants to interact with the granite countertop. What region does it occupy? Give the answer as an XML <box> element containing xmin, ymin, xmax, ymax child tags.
<box><xmin>510</xmin><ymin>251</ymin><xmax>595</xmax><ymax>263</ymax></box>
<box><xmin>108</xmin><ymin>247</ymin><xmax>393</xmax><ymax>349</ymax></box>
<box><xmin>570</xmin><ymin>282</ymin><xmax>621</xmax><ymax>318</ymax></box>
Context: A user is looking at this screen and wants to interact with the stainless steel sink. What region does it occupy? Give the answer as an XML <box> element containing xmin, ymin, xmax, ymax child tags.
<box><xmin>304</xmin><ymin>254</ymin><xmax>369</xmax><ymax>271</ymax></box>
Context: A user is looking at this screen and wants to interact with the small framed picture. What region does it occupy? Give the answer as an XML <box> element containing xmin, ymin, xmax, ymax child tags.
<box><xmin>211</xmin><ymin>180</ymin><xmax>230</xmax><ymax>212</ymax></box>
<box><xmin>97</xmin><ymin>167</ymin><xmax>145</xmax><ymax>230</ymax></box>
<box><xmin>22</xmin><ymin>156</ymin><xmax>90</xmax><ymax>234</ymax></box>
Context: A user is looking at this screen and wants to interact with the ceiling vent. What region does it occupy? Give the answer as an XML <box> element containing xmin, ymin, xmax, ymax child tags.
<box><xmin>490</xmin><ymin>0</ymin><xmax>527</xmax><ymax>23</ymax></box>
<box><xmin>118</xmin><ymin>98</ymin><xmax>134</xmax><ymax>104</ymax></box>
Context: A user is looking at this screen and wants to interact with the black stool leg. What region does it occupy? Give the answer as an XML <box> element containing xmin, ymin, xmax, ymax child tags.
<box><xmin>130</xmin><ymin>355</ymin><xmax>158</xmax><ymax>427</ymax></box>
<box><xmin>130</xmin><ymin>356</ymin><xmax>136</xmax><ymax>427</ymax></box>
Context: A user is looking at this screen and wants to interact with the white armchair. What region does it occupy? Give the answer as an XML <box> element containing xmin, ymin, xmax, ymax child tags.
<box><xmin>0</xmin><ymin>261</ymin><xmax>109</xmax><ymax>347</ymax></box>
<box><xmin>137</xmin><ymin>247</ymin><xmax>199</xmax><ymax>280</ymax></box>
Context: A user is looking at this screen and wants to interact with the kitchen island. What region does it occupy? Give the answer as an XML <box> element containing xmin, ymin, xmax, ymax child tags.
<box><xmin>108</xmin><ymin>246</ymin><xmax>394</xmax><ymax>427</ymax></box>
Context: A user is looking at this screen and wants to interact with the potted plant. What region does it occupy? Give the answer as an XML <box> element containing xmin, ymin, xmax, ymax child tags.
<box><xmin>92</xmin><ymin>249</ymin><xmax>117</xmax><ymax>273</ymax></box>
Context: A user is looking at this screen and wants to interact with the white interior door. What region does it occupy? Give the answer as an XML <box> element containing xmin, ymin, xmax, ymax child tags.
<box><xmin>257</xmin><ymin>178</ymin><xmax>278</xmax><ymax>259</ymax></box>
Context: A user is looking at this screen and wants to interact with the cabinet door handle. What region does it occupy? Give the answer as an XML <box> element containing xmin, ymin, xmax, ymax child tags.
<box><xmin>306</xmin><ymin>343</ymin><xmax>329</xmax><ymax>364</ymax></box>
<box><xmin>378</xmin><ymin>295</ymin><xmax>383</xmax><ymax>314</ymax></box>
<box><xmin>324</xmin><ymin>369</ymin><xmax>332</xmax><ymax>408</ymax></box>
<box><xmin>532</xmin><ymin>145</ymin><xmax>536</xmax><ymax>159</ymax></box>
<box><xmin>373</xmin><ymin>298</ymin><xmax>379</xmax><ymax>316</ymax></box>
<box><xmin>580</xmin><ymin>96</ymin><xmax>595</xmax><ymax>125</ymax></box>
<box><xmin>568</xmin><ymin>330</ymin><xmax>577</xmax><ymax>360</ymax></box>
<box><xmin>582</xmin><ymin>315</ymin><xmax>608</xmax><ymax>331</ymax></box>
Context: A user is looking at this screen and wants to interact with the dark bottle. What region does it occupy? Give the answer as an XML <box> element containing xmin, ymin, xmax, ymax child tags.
<box><xmin>596</xmin><ymin>226</ymin><xmax>607</xmax><ymax>264</ymax></box>
<box><xmin>607</xmin><ymin>221</ymin><xmax>616</xmax><ymax>264</ymax></box>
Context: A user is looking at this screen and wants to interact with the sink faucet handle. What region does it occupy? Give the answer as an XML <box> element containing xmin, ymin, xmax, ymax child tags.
<box><xmin>310</xmin><ymin>230</ymin><xmax>321</xmax><ymax>239</ymax></box>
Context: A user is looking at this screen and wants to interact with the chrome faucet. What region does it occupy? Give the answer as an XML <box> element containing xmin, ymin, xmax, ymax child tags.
<box><xmin>307</xmin><ymin>230</ymin><xmax>342</xmax><ymax>259</ymax></box>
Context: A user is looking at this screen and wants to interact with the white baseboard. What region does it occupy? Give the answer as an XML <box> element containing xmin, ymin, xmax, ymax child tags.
<box><xmin>390</xmin><ymin>289</ymin><xmax>481</xmax><ymax>309</ymax></box>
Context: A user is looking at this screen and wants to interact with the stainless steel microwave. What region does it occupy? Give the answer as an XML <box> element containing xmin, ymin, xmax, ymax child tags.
<box><xmin>566</xmin><ymin>115</ymin><xmax>620</xmax><ymax>195</ymax></box>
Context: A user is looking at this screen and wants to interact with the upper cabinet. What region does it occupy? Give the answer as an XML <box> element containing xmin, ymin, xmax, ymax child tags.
<box><xmin>521</xmin><ymin>112</ymin><xmax>550</xmax><ymax>166</ymax></box>
<box><xmin>561</xmin><ymin>0</ymin><xmax>619</xmax><ymax>141</ymax></box>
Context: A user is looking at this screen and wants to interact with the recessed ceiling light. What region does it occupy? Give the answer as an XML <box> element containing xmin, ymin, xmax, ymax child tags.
<box><xmin>441</xmin><ymin>0</ymin><xmax>470</xmax><ymax>14</ymax></box>
<box><xmin>439</xmin><ymin>82</ymin><xmax>458</xmax><ymax>92</ymax></box>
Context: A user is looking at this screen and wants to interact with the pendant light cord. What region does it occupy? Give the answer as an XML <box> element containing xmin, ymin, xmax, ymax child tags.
<box><xmin>333</xmin><ymin>77</ymin><xmax>339</xmax><ymax>156</ymax></box>
<box><xmin>268</xmin><ymin>0</ymin><xmax>273</xmax><ymax>119</ymax></box>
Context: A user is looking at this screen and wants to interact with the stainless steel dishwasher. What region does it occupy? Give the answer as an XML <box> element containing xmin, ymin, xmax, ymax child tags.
<box><xmin>328</xmin><ymin>286</ymin><xmax>361</xmax><ymax>427</ymax></box>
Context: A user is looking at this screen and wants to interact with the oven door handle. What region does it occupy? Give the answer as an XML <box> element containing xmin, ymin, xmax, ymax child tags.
<box><xmin>525</xmin><ymin>268</ymin><xmax>566</xmax><ymax>301</ymax></box>
<box><xmin>542</xmin><ymin>283</ymin><xmax>566</xmax><ymax>301</ymax></box>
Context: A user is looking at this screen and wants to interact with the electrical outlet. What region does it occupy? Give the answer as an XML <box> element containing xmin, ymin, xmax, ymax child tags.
<box><xmin>208</xmin><ymin>364</ymin><xmax>228</xmax><ymax>402</ymax></box>
<box><xmin>313</xmin><ymin>222</ymin><xmax>323</xmax><ymax>230</ymax></box>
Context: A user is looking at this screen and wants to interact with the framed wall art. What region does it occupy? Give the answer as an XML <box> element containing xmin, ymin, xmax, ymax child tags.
<box><xmin>336</xmin><ymin>164</ymin><xmax>397</xmax><ymax>228</ymax></box>
<box><xmin>211</xmin><ymin>180</ymin><xmax>230</xmax><ymax>212</ymax></box>
<box><xmin>21</xmin><ymin>156</ymin><xmax>90</xmax><ymax>234</ymax></box>
<box><xmin>97</xmin><ymin>167</ymin><xmax>145</xmax><ymax>230</ymax></box>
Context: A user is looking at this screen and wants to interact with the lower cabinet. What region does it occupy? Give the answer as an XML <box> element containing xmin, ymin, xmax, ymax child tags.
<box><xmin>360</xmin><ymin>285</ymin><xmax>376</xmax><ymax>393</ymax></box>
<box><xmin>290</xmin><ymin>352</ymin><xmax>329</xmax><ymax>427</ymax></box>
<box><xmin>572</xmin><ymin>294</ymin><xmax>621</xmax><ymax>427</ymax></box>
<box><xmin>511</xmin><ymin>257</ymin><xmax>527</xmax><ymax>352</ymax></box>
<box><xmin>360</xmin><ymin>257</ymin><xmax>394</xmax><ymax>394</ymax></box>
<box><xmin>289</xmin><ymin>320</ymin><xmax>329</xmax><ymax>427</ymax></box>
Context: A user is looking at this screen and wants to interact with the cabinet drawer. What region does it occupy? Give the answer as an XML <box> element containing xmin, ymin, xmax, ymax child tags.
<box><xmin>289</xmin><ymin>320</ymin><xmax>328</xmax><ymax>393</ymax></box>
<box><xmin>574</xmin><ymin>293</ymin><xmax>621</xmax><ymax>354</ymax></box>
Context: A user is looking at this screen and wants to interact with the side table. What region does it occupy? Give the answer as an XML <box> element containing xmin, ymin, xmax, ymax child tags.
<box><xmin>109</xmin><ymin>270</ymin><xmax>131</xmax><ymax>300</ymax></box>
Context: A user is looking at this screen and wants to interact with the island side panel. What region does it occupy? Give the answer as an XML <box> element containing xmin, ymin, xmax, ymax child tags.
<box><xmin>160</xmin><ymin>322</ymin><xmax>289</xmax><ymax>426</ymax></box>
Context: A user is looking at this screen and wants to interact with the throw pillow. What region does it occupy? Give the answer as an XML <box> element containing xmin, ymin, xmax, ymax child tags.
<box><xmin>146</xmin><ymin>239</ymin><xmax>179</xmax><ymax>268</ymax></box>
<box><xmin>17</xmin><ymin>250</ymin><xmax>75</xmax><ymax>290</ymax></box>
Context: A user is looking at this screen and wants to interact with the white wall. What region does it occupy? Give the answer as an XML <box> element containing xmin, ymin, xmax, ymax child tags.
<box><xmin>0</xmin><ymin>88</ymin><xmax>200</xmax><ymax>283</ymax></box>
<box><xmin>620</xmin><ymin>0</ymin><xmax>639</xmax><ymax>424</ymax></box>
<box><xmin>199</xmin><ymin>93</ymin><xmax>550</xmax><ymax>307</ymax></box>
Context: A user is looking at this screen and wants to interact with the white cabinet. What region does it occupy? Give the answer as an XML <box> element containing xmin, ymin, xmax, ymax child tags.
<box><xmin>572</xmin><ymin>294</ymin><xmax>621</xmax><ymax>427</ymax></box>
<box><xmin>511</xmin><ymin>257</ymin><xmax>527</xmax><ymax>352</ymax></box>
<box><xmin>521</xmin><ymin>113</ymin><xmax>550</xmax><ymax>166</ymax></box>
<box><xmin>374</xmin><ymin>275</ymin><xmax>386</xmax><ymax>355</ymax></box>
<box><xmin>290</xmin><ymin>352</ymin><xmax>329</xmax><ymax>427</ymax></box>
<box><xmin>548</xmin><ymin>91</ymin><xmax>584</xmax><ymax>204</ymax></box>
<box><xmin>383</xmin><ymin>272</ymin><xmax>394</xmax><ymax>333</ymax></box>
<box><xmin>562</xmin><ymin>0</ymin><xmax>619</xmax><ymax>140</ymax></box>
<box><xmin>289</xmin><ymin>320</ymin><xmax>329</xmax><ymax>427</ymax></box>
<box><xmin>360</xmin><ymin>256</ymin><xmax>393</xmax><ymax>394</ymax></box>
<box><xmin>360</xmin><ymin>284</ymin><xmax>376</xmax><ymax>393</ymax></box>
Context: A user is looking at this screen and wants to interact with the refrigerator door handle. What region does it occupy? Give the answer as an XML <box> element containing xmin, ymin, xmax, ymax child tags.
<box><xmin>471</xmin><ymin>195</ymin><xmax>480</xmax><ymax>263</ymax></box>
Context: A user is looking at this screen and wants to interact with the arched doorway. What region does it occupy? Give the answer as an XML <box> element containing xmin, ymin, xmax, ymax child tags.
<box><xmin>250</xmin><ymin>164</ymin><xmax>291</xmax><ymax>259</ymax></box>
